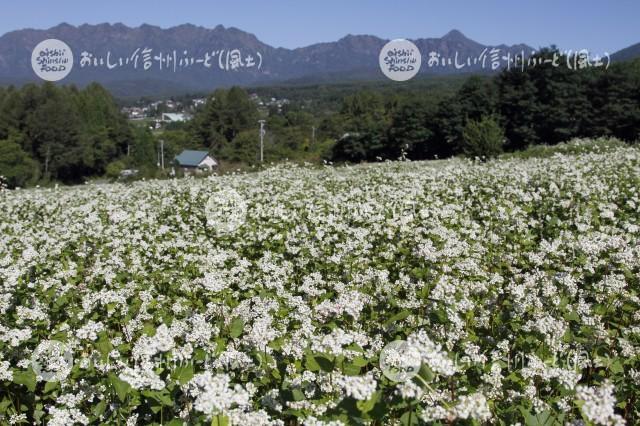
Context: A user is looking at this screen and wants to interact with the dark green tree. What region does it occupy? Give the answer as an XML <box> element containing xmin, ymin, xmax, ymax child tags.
<box><xmin>388</xmin><ymin>97</ymin><xmax>436</xmax><ymax>159</ymax></box>
<box><xmin>0</xmin><ymin>132</ymin><xmax>38</xmax><ymax>188</ymax></box>
<box><xmin>190</xmin><ymin>87</ymin><xmax>259</xmax><ymax>156</ymax></box>
<box><xmin>461</xmin><ymin>116</ymin><xmax>505</xmax><ymax>158</ymax></box>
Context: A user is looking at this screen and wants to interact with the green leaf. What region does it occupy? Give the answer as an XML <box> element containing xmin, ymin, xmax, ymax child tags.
<box><xmin>13</xmin><ymin>369</ymin><xmax>37</xmax><ymax>392</ymax></box>
<box><xmin>229</xmin><ymin>317</ymin><xmax>245</xmax><ymax>338</ymax></box>
<box><xmin>563</xmin><ymin>310</ymin><xmax>580</xmax><ymax>322</ymax></box>
<box><xmin>142</xmin><ymin>389</ymin><xmax>173</xmax><ymax>406</ymax></box>
<box><xmin>142</xmin><ymin>323</ymin><xmax>156</xmax><ymax>336</ymax></box>
<box><xmin>108</xmin><ymin>373</ymin><xmax>131</xmax><ymax>403</ymax></box>
<box><xmin>416</xmin><ymin>364</ymin><xmax>434</xmax><ymax>383</ymax></box>
<box><xmin>342</xmin><ymin>362</ymin><xmax>362</xmax><ymax>376</ymax></box>
<box><xmin>519</xmin><ymin>407</ymin><xmax>563</xmax><ymax>426</ymax></box>
<box><xmin>400</xmin><ymin>410</ymin><xmax>419</xmax><ymax>426</ymax></box>
<box><xmin>172</xmin><ymin>364</ymin><xmax>194</xmax><ymax>385</ymax></box>
<box><xmin>292</xmin><ymin>388</ymin><xmax>305</xmax><ymax>401</ymax></box>
<box><xmin>356</xmin><ymin>391</ymin><xmax>380</xmax><ymax>413</ymax></box>
<box><xmin>384</xmin><ymin>309</ymin><xmax>411</xmax><ymax>326</ymax></box>
<box><xmin>92</xmin><ymin>399</ymin><xmax>107</xmax><ymax>417</ymax></box>
<box><xmin>96</xmin><ymin>333</ymin><xmax>113</xmax><ymax>360</ymax></box>
<box><xmin>351</xmin><ymin>356</ymin><xmax>369</xmax><ymax>367</ymax></box>
<box><xmin>314</xmin><ymin>355</ymin><xmax>335</xmax><ymax>372</ymax></box>
<box><xmin>44</xmin><ymin>380</ymin><xmax>59</xmax><ymax>393</ymax></box>
<box><xmin>211</xmin><ymin>415</ymin><xmax>230</xmax><ymax>426</ymax></box>
<box><xmin>0</xmin><ymin>398</ymin><xmax>12</xmax><ymax>413</ymax></box>
<box><xmin>305</xmin><ymin>352</ymin><xmax>321</xmax><ymax>371</ymax></box>
<box><xmin>610</xmin><ymin>359</ymin><xmax>624</xmax><ymax>374</ymax></box>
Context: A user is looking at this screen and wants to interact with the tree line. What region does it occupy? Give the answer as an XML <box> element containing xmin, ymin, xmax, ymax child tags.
<box><xmin>0</xmin><ymin>83</ymin><xmax>138</xmax><ymax>187</ymax></box>
<box><xmin>0</xmin><ymin>49</ymin><xmax>638</xmax><ymax>188</ymax></box>
<box><xmin>328</xmin><ymin>50</ymin><xmax>640</xmax><ymax>162</ymax></box>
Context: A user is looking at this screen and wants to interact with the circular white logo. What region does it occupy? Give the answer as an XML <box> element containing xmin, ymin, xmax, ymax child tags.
<box><xmin>31</xmin><ymin>39</ymin><xmax>74</xmax><ymax>82</ymax></box>
<box><xmin>379</xmin><ymin>340</ymin><xmax>422</xmax><ymax>382</ymax></box>
<box><xmin>379</xmin><ymin>39</ymin><xmax>421</xmax><ymax>82</ymax></box>
<box><xmin>31</xmin><ymin>340</ymin><xmax>73</xmax><ymax>382</ymax></box>
<box><xmin>205</xmin><ymin>188</ymin><xmax>248</xmax><ymax>234</ymax></box>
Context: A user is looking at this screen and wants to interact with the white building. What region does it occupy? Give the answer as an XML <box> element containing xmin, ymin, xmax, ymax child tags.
<box><xmin>161</xmin><ymin>113</ymin><xmax>189</xmax><ymax>122</ymax></box>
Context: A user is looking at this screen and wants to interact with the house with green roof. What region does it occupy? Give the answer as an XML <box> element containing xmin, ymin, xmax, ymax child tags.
<box><xmin>174</xmin><ymin>150</ymin><xmax>218</xmax><ymax>173</ymax></box>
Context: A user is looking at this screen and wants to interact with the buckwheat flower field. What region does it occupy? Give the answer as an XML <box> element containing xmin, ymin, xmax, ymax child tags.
<box><xmin>1</xmin><ymin>138</ymin><xmax>639</xmax><ymax>425</ymax></box>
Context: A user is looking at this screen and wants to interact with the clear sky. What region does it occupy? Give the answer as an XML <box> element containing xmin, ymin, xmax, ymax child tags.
<box><xmin>2</xmin><ymin>0</ymin><xmax>638</xmax><ymax>54</ymax></box>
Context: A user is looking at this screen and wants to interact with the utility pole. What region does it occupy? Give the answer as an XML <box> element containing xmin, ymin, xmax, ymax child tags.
<box><xmin>160</xmin><ymin>139</ymin><xmax>165</xmax><ymax>170</ymax></box>
<box><xmin>258</xmin><ymin>120</ymin><xmax>266</xmax><ymax>163</ymax></box>
<box><xmin>44</xmin><ymin>145</ymin><xmax>50</xmax><ymax>177</ymax></box>
<box><xmin>312</xmin><ymin>126</ymin><xmax>316</xmax><ymax>145</ymax></box>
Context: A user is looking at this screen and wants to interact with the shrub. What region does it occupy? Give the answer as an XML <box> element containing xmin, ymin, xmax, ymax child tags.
<box><xmin>0</xmin><ymin>137</ymin><xmax>38</xmax><ymax>188</ymax></box>
<box><xmin>461</xmin><ymin>115</ymin><xmax>505</xmax><ymax>159</ymax></box>
<box><xmin>105</xmin><ymin>160</ymin><xmax>126</xmax><ymax>180</ymax></box>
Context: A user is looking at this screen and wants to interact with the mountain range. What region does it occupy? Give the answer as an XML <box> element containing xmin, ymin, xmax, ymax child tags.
<box><xmin>611</xmin><ymin>42</ymin><xmax>640</xmax><ymax>63</ymax></box>
<box><xmin>0</xmin><ymin>23</ymin><xmax>636</xmax><ymax>98</ymax></box>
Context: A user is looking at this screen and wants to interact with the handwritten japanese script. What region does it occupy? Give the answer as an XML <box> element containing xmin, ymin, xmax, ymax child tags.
<box><xmin>79</xmin><ymin>48</ymin><xmax>263</xmax><ymax>72</ymax></box>
<box><xmin>426</xmin><ymin>48</ymin><xmax>610</xmax><ymax>71</ymax></box>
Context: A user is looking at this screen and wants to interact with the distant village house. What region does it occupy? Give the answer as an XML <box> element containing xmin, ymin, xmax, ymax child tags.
<box><xmin>162</xmin><ymin>113</ymin><xmax>190</xmax><ymax>122</ymax></box>
<box><xmin>174</xmin><ymin>150</ymin><xmax>218</xmax><ymax>173</ymax></box>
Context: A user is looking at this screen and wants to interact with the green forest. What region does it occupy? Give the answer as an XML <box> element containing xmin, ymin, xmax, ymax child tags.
<box><xmin>0</xmin><ymin>49</ymin><xmax>639</xmax><ymax>188</ymax></box>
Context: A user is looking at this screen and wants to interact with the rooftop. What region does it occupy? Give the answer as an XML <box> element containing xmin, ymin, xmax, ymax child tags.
<box><xmin>174</xmin><ymin>150</ymin><xmax>211</xmax><ymax>167</ymax></box>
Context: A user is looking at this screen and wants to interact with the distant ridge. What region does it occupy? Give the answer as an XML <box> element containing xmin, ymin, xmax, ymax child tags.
<box><xmin>0</xmin><ymin>23</ymin><xmax>548</xmax><ymax>97</ymax></box>
<box><xmin>611</xmin><ymin>42</ymin><xmax>640</xmax><ymax>63</ymax></box>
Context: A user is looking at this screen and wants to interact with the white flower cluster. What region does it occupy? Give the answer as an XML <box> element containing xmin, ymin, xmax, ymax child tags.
<box><xmin>575</xmin><ymin>381</ymin><xmax>626</xmax><ymax>426</ymax></box>
<box><xmin>421</xmin><ymin>392</ymin><xmax>492</xmax><ymax>423</ymax></box>
<box><xmin>31</xmin><ymin>340</ymin><xmax>73</xmax><ymax>382</ymax></box>
<box><xmin>47</xmin><ymin>406</ymin><xmax>89</xmax><ymax>426</ymax></box>
<box><xmin>205</xmin><ymin>187</ymin><xmax>248</xmax><ymax>234</ymax></box>
<box><xmin>187</xmin><ymin>372</ymin><xmax>251</xmax><ymax>417</ymax></box>
<box><xmin>0</xmin><ymin>357</ymin><xmax>12</xmax><ymax>381</ymax></box>
<box><xmin>131</xmin><ymin>323</ymin><xmax>175</xmax><ymax>360</ymax></box>
<box><xmin>380</xmin><ymin>342</ymin><xmax>422</xmax><ymax>381</ymax></box>
<box><xmin>336</xmin><ymin>373</ymin><xmax>377</xmax><ymax>400</ymax></box>
<box><xmin>407</xmin><ymin>330</ymin><xmax>457</xmax><ymax>376</ymax></box>
<box><xmin>119</xmin><ymin>364</ymin><xmax>165</xmax><ymax>390</ymax></box>
<box><xmin>521</xmin><ymin>354</ymin><xmax>582</xmax><ymax>390</ymax></box>
<box><xmin>75</xmin><ymin>320</ymin><xmax>104</xmax><ymax>341</ymax></box>
<box><xmin>1</xmin><ymin>140</ymin><xmax>638</xmax><ymax>423</ymax></box>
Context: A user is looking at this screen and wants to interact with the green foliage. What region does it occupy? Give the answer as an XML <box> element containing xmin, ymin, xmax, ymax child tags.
<box><xmin>387</xmin><ymin>98</ymin><xmax>436</xmax><ymax>158</ymax></box>
<box><xmin>329</xmin><ymin>91</ymin><xmax>397</xmax><ymax>162</ymax></box>
<box><xmin>1</xmin><ymin>142</ymin><xmax>639</xmax><ymax>423</ymax></box>
<box><xmin>105</xmin><ymin>160</ymin><xmax>126</xmax><ymax>180</ymax></box>
<box><xmin>221</xmin><ymin>129</ymin><xmax>260</xmax><ymax>164</ymax></box>
<box><xmin>461</xmin><ymin>115</ymin><xmax>505</xmax><ymax>158</ymax></box>
<box><xmin>158</xmin><ymin>129</ymin><xmax>192</xmax><ymax>162</ymax></box>
<box><xmin>437</xmin><ymin>76</ymin><xmax>499</xmax><ymax>152</ymax></box>
<box><xmin>190</xmin><ymin>86</ymin><xmax>259</xmax><ymax>151</ymax></box>
<box><xmin>1</xmin><ymin>49</ymin><xmax>639</xmax><ymax>184</ymax></box>
<box><xmin>328</xmin><ymin>48</ymin><xmax>639</xmax><ymax>162</ymax></box>
<box><xmin>331</xmin><ymin>132</ymin><xmax>386</xmax><ymax>162</ymax></box>
<box><xmin>130</xmin><ymin>127</ymin><xmax>157</xmax><ymax>167</ymax></box>
<box><xmin>0</xmin><ymin>132</ymin><xmax>38</xmax><ymax>188</ymax></box>
<box><xmin>0</xmin><ymin>82</ymin><xmax>133</xmax><ymax>184</ymax></box>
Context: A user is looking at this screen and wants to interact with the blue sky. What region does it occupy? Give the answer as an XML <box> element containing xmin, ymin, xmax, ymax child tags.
<box><xmin>2</xmin><ymin>0</ymin><xmax>638</xmax><ymax>53</ymax></box>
